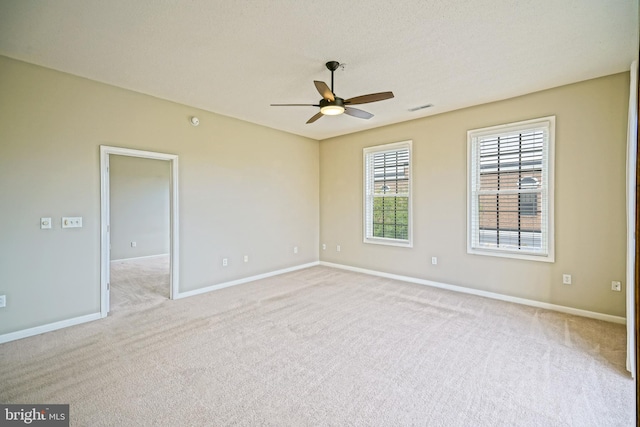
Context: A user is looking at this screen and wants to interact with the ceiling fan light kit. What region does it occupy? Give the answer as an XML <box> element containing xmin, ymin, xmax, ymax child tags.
<box><xmin>271</xmin><ymin>60</ymin><xmax>394</xmax><ymax>124</ymax></box>
<box><xmin>320</xmin><ymin>98</ymin><xmax>345</xmax><ymax>116</ymax></box>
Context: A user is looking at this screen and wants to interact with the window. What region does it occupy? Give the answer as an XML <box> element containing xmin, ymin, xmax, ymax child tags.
<box><xmin>467</xmin><ymin>117</ymin><xmax>554</xmax><ymax>262</ymax></box>
<box><xmin>364</xmin><ymin>140</ymin><xmax>412</xmax><ymax>247</ymax></box>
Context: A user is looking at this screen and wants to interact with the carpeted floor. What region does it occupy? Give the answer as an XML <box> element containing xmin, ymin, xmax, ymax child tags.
<box><xmin>109</xmin><ymin>255</ymin><xmax>170</xmax><ymax>312</ymax></box>
<box><xmin>0</xmin><ymin>259</ymin><xmax>634</xmax><ymax>426</ymax></box>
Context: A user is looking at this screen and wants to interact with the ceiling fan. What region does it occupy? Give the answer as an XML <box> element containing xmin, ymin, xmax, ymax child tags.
<box><xmin>271</xmin><ymin>61</ymin><xmax>394</xmax><ymax>124</ymax></box>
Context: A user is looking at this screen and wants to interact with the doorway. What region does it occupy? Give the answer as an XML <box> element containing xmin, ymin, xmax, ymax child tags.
<box><xmin>100</xmin><ymin>146</ymin><xmax>179</xmax><ymax>317</ymax></box>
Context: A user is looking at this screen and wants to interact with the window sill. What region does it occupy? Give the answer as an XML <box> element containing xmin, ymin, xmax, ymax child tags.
<box><xmin>364</xmin><ymin>237</ymin><xmax>413</xmax><ymax>248</ymax></box>
<box><xmin>467</xmin><ymin>247</ymin><xmax>554</xmax><ymax>263</ymax></box>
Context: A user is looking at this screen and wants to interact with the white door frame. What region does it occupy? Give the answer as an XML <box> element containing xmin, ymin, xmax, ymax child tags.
<box><xmin>100</xmin><ymin>145</ymin><xmax>179</xmax><ymax>317</ymax></box>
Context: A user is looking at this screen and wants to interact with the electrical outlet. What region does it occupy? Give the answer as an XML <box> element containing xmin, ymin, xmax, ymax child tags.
<box><xmin>0</xmin><ymin>295</ymin><xmax>6</xmax><ymax>308</ymax></box>
<box><xmin>293</xmin><ymin>246</ymin><xmax>298</xmax><ymax>254</ymax></box>
<box><xmin>336</xmin><ymin>245</ymin><xmax>341</xmax><ymax>252</ymax></box>
<box><xmin>562</xmin><ymin>274</ymin><xmax>572</xmax><ymax>285</ymax></box>
<box><xmin>431</xmin><ymin>257</ymin><xmax>438</xmax><ymax>265</ymax></box>
<box><xmin>62</xmin><ymin>217</ymin><xmax>82</xmax><ymax>228</ymax></box>
<box><xmin>611</xmin><ymin>281</ymin><xmax>621</xmax><ymax>292</ymax></box>
<box><xmin>222</xmin><ymin>258</ymin><xmax>228</xmax><ymax>267</ymax></box>
<box><xmin>244</xmin><ymin>255</ymin><xmax>249</xmax><ymax>263</ymax></box>
<box><xmin>322</xmin><ymin>243</ymin><xmax>326</xmax><ymax>250</ymax></box>
<box><xmin>131</xmin><ymin>241</ymin><xmax>136</xmax><ymax>248</ymax></box>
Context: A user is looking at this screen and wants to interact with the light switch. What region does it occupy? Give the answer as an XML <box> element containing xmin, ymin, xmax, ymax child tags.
<box><xmin>40</xmin><ymin>217</ymin><xmax>52</xmax><ymax>229</ymax></box>
<box><xmin>62</xmin><ymin>217</ymin><xmax>83</xmax><ymax>228</ymax></box>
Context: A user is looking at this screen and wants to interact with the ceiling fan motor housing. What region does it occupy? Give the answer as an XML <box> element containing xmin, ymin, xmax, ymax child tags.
<box><xmin>320</xmin><ymin>97</ymin><xmax>344</xmax><ymax>108</ymax></box>
<box><xmin>320</xmin><ymin>97</ymin><xmax>345</xmax><ymax>115</ymax></box>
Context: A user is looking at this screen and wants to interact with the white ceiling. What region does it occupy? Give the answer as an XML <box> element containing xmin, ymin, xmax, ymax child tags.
<box><xmin>0</xmin><ymin>0</ymin><xmax>637</xmax><ymax>140</ymax></box>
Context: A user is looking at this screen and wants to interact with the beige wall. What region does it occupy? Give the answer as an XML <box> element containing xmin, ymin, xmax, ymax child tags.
<box><xmin>109</xmin><ymin>155</ymin><xmax>170</xmax><ymax>260</ymax></box>
<box><xmin>0</xmin><ymin>56</ymin><xmax>319</xmax><ymax>335</ymax></box>
<box><xmin>320</xmin><ymin>73</ymin><xmax>629</xmax><ymax>317</ymax></box>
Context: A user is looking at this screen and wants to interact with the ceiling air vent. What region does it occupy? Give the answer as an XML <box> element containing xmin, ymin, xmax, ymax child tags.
<box><xmin>408</xmin><ymin>104</ymin><xmax>433</xmax><ymax>112</ymax></box>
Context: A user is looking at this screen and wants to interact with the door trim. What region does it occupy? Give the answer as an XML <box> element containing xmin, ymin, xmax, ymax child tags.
<box><xmin>99</xmin><ymin>145</ymin><xmax>179</xmax><ymax>317</ymax></box>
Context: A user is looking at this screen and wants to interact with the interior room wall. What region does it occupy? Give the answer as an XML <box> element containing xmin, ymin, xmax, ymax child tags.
<box><xmin>319</xmin><ymin>72</ymin><xmax>630</xmax><ymax>317</ymax></box>
<box><xmin>0</xmin><ymin>56</ymin><xmax>319</xmax><ymax>336</ymax></box>
<box><xmin>109</xmin><ymin>155</ymin><xmax>170</xmax><ymax>260</ymax></box>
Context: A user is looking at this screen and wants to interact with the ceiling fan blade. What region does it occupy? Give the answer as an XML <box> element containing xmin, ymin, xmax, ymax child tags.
<box><xmin>345</xmin><ymin>91</ymin><xmax>394</xmax><ymax>105</ymax></box>
<box><xmin>270</xmin><ymin>104</ymin><xmax>319</xmax><ymax>106</ymax></box>
<box><xmin>344</xmin><ymin>107</ymin><xmax>373</xmax><ymax>120</ymax></box>
<box><xmin>306</xmin><ymin>111</ymin><xmax>324</xmax><ymax>124</ymax></box>
<box><xmin>314</xmin><ymin>81</ymin><xmax>335</xmax><ymax>101</ymax></box>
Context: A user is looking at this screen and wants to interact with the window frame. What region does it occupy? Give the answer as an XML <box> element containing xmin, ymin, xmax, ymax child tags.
<box><xmin>363</xmin><ymin>140</ymin><xmax>413</xmax><ymax>248</ymax></box>
<box><xmin>467</xmin><ymin>116</ymin><xmax>555</xmax><ymax>262</ymax></box>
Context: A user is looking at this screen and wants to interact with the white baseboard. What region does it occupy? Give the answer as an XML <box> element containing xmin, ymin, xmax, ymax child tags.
<box><xmin>320</xmin><ymin>261</ymin><xmax>626</xmax><ymax>325</ymax></box>
<box><xmin>0</xmin><ymin>312</ymin><xmax>102</xmax><ymax>345</ymax></box>
<box><xmin>175</xmin><ymin>261</ymin><xmax>321</xmax><ymax>299</ymax></box>
<box><xmin>111</xmin><ymin>253</ymin><xmax>169</xmax><ymax>263</ymax></box>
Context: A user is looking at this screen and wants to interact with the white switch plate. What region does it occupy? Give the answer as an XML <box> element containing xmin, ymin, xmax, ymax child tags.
<box><xmin>62</xmin><ymin>217</ymin><xmax>82</xmax><ymax>228</ymax></box>
<box><xmin>336</xmin><ymin>245</ymin><xmax>341</xmax><ymax>252</ymax></box>
<box><xmin>562</xmin><ymin>274</ymin><xmax>572</xmax><ymax>285</ymax></box>
<box><xmin>0</xmin><ymin>295</ymin><xmax>6</xmax><ymax>308</ymax></box>
<box><xmin>322</xmin><ymin>243</ymin><xmax>326</xmax><ymax>250</ymax></box>
<box><xmin>611</xmin><ymin>281</ymin><xmax>621</xmax><ymax>292</ymax></box>
<box><xmin>244</xmin><ymin>255</ymin><xmax>249</xmax><ymax>263</ymax></box>
<box><xmin>40</xmin><ymin>217</ymin><xmax>52</xmax><ymax>229</ymax></box>
<box><xmin>131</xmin><ymin>241</ymin><xmax>137</xmax><ymax>248</ymax></box>
<box><xmin>431</xmin><ymin>257</ymin><xmax>438</xmax><ymax>265</ymax></box>
<box><xmin>293</xmin><ymin>246</ymin><xmax>298</xmax><ymax>254</ymax></box>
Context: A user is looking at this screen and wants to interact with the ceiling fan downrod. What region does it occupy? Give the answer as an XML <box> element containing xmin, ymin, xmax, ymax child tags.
<box><xmin>326</xmin><ymin>61</ymin><xmax>340</xmax><ymax>94</ymax></box>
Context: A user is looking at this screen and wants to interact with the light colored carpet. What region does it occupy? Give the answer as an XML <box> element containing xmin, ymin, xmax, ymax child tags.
<box><xmin>0</xmin><ymin>261</ymin><xmax>634</xmax><ymax>426</ymax></box>
<box><xmin>109</xmin><ymin>255</ymin><xmax>170</xmax><ymax>313</ymax></box>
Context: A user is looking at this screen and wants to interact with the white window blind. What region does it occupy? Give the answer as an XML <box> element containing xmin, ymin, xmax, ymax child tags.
<box><xmin>364</xmin><ymin>141</ymin><xmax>412</xmax><ymax>247</ymax></box>
<box><xmin>468</xmin><ymin>117</ymin><xmax>554</xmax><ymax>261</ymax></box>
